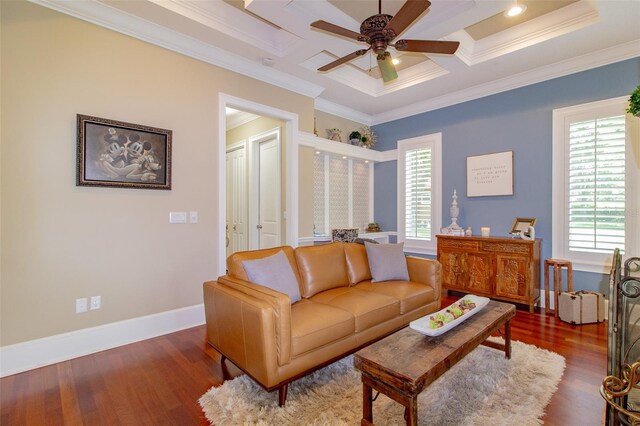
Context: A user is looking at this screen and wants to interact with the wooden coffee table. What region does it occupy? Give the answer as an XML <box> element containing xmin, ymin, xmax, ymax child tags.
<box><xmin>354</xmin><ymin>300</ymin><xmax>516</xmax><ymax>426</ymax></box>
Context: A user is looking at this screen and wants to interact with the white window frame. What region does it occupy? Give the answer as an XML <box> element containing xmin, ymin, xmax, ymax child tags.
<box><xmin>552</xmin><ymin>96</ymin><xmax>639</xmax><ymax>273</ymax></box>
<box><xmin>397</xmin><ymin>133</ymin><xmax>442</xmax><ymax>255</ymax></box>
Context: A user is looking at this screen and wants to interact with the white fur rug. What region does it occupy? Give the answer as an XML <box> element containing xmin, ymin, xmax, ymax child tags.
<box><xmin>199</xmin><ymin>339</ymin><xmax>565</xmax><ymax>426</ymax></box>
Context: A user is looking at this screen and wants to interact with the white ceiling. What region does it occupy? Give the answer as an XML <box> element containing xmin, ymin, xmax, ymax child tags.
<box><xmin>34</xmin><ymin>0</ymin><xmax>640</xmax><ymax>124</ymax></box>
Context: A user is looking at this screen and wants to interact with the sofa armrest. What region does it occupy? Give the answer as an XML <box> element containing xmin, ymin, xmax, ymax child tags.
<box><xmin>204</xmin><ymin>276</ymin><xmax>292</xmax><ymax>371</ymax></box>
<box><xmin>406</xmin><ymin>257</ymin><xmax>442</xmax><ymax>300</ymax></box>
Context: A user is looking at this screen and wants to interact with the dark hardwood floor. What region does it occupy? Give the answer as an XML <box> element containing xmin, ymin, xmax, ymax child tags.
<box><xmin>1</xmin><ymin>295</ymin><xmax>607</xmax><ymax>425</ymax></box>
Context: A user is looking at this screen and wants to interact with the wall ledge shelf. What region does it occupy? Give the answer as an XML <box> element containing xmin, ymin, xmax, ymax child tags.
<box><xmin>298</xmin><ymin>131</ymin><xmax>396</xmax><ymax>162</ymax></box>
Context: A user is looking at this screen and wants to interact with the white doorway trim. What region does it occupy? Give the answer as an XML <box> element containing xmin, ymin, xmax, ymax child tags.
<box><xmin>218</xmin><ymin>94</ymin><xmax>299</xmax><ymax>276</ymax></box>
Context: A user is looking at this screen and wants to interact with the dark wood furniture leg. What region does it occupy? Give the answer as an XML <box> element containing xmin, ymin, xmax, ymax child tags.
<box><xmin>362</xmin><ymin>380</ymin><xmax>373</xmax><ymax>426</ymax></box>
<box><xmin>405</xmin><ymin>396</ymin><xmax>418</xmax><ymax>426</ymax></box>
<box><xmin>220</xmin><ymin>355</ymin><xmax>232</xmax><ymax>381</ymax></box>
<box><xmin>278</xmin><ymin>384</ymin><xmax>288</xmax><ymax>407</ymax></box>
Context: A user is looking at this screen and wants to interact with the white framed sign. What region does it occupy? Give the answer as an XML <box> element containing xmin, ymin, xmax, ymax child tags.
<box><xmin>466</xmin><ymin>151</ymin><xmax>514</xmax><ymax>197</ymax></box>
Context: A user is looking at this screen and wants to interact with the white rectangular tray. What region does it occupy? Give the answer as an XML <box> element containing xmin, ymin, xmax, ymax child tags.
<box><xmin>410</xmin><ymin>294</ymin><xmax>490</xmax><ymax>337</ymax></box>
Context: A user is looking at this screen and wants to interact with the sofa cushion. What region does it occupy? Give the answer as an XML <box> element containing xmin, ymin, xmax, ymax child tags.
<box><xmin>355</xmin><ymin>280</ymin><xmax>436</xmax><ymax>314</ymax></box>
<box><xmin>227</xmin><ymin>246</ymin><xmax>302</xmax><ymax>286</ymax></box>
<box><xmin>290</xmin><ymin>299</ymin><xmax>355</xmax><ymax>357</ymax></box>
<box><xmin>242</xmin><ymin>250</ymin><xmax>301</xmax><ymax>303</ymax></box>
<box><xmin>310</xmin><ymin>287</ymin><xmax>400</xmax><ymax>332</ymax></box>
<box><xmin>295</xmin><ymin>243</ymin><xmax>349</xmax><ymax>298</ymax></box>
<box><xmin>365</xmin><ymin>242</ymin><xmax>409</xmax><ymax>282</ymax></box>
<box><xmin>344</xmin><ymin>243</ymin><xmax>372</xmax><ymax>285</ymax></box>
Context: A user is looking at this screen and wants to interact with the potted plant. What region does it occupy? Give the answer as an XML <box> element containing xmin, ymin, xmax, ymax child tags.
<box><xmin>627</xmin><ymin>85</ymin><xmax>640</xmax><ymax>117</ymax></box>
<box><xmin>349</xmin><ymin>131</ymin><xmax>362</xmax><ymax>145</ymax></box>
<box><xmin>359</xmin><ymin>126</ymin><xmax>376</xmax><ymax>149</ymax></box>
<box><xmin>326</xmin><ymin>128</ymin><xmax>342</xmax><ymax>142</ymax></box>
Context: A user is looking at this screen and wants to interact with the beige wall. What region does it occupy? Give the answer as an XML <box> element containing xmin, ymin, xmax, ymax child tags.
<box><xmin>226</xmin><ymin>116</ymin><xmax>285</xmax><ymax>145</ymax></box>
<box><xmin>315</xmin><ymin>110</ymin><xmax>367</xmax><ymax>142</ymax></box>
<box><xmin>0</xmin><ymin>1</ymin><xmax>314</xmax><ymax>346</ymax></box>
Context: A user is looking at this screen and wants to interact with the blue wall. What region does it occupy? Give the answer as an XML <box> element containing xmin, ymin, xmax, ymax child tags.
<box><xmin>373</xmin><ymin>58</ymin><xmax>640</xmax><ymax>294</ymax></box>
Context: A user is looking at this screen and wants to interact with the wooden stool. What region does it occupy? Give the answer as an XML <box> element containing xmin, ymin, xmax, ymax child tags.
<box><xmin>544</xmin><ymin>259</ymin><xmax>573</xmax><ymax>317</ymax></box>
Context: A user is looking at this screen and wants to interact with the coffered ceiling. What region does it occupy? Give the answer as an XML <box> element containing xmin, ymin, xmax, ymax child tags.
<box><xmin>33</xmin><ymin>0</ymin><xmax>640</xmax><ymax>124</ymax></box>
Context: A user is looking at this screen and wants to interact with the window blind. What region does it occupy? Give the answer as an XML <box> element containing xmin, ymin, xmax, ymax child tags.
<box><xmin>568</xmin><ymin>115</ymin><xmax>625</xmax><ymax>254</ymax></box>
<box><xmin>405</xmin><ymin>147</ymin><xmax>432</xmax><ymax>240</ymax></box>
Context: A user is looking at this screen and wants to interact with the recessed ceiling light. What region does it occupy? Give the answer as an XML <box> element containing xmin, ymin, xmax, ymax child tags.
<box><xmin>365</xmin><ymin>160</ymin><xmax>369</xmax><ymax>163</ymax></box>
<box><xmin>392</xmin><ymin>58</ymin><xmax>400</xmax><ymax>65</ymax></box>
<box><xmin>505</xmin><ymin>3</ymin><xmax>527</xmax><ymax>17</ymax></box>
<box><xmin>342</xmin><ymin>156</ymin><xmax>347</xmax><ymax>159</ymax></box>
<box><xmin>315</xmin><ymin>151</ymin><xmax>321</xmax><ymax>155</ymax></box>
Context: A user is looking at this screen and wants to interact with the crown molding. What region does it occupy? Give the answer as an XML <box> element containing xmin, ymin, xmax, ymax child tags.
<box><xmin>314</xmin><ymin>98</ymin><xmax>373</xmax><ymax>126</ymax></box>
<box><xmin>454</xmin><ymin>1</ymin><xmax>600</xmax><ymax>66</ymax></box>
<box><xmin>29</xmin><ymin>0</ymin><xmax>325</xmax><ymax>99</ymax></box>
<box><xmin>147</xmin><ymin>0</ymin><xmax>300</xmax><ymax>58</ymax></box>
<box><xmin>303</xmin><ymin>52</ymin><xmax>451</xmax><ymax>98</ymax></box>
<box><xmin>372</xmin><ymin>41</ymin><xmax>640</xmax><ymax>125</ymax></box>
<box><xmin>226</xmin><ymin>110</ymin><xmax>261</xmax><ymax>130</ymax></box>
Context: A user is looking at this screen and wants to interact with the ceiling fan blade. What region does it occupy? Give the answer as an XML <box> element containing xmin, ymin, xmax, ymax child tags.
<box><xmin>376</xmin><ymin>52</ymin><xmax>398</xmax><ymax>83</ymax></box>
<box><xmin>394</xmin><ymin>39</ymin><xmax>460</xmax><ymax>54</ymax></box>
<box><xmin>311</xmin><ymin>20</ymin><xmax>363</xmax><ymax>41</ymax></box>
<box><xmin>318</xmin><ymin>49</ymin><xmax>370</xmax><ymax>72</ymax></box>
<box><xmin>384</xmin><ymin>0</ymin><xmax>431</xmax><ymax>39</ymax></box>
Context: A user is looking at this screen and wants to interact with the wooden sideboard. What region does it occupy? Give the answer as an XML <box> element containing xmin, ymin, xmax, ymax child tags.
<box><xmin>436</xmin><ymin>235</ymin><xmax>541</xmax><ymax>313</ymax></box>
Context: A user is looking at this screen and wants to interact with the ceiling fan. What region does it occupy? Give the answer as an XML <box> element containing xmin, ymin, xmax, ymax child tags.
<box><xmin>311</xmin><ymin>0</ymin><xmax>459</xmax><ymax>82</ymax></box>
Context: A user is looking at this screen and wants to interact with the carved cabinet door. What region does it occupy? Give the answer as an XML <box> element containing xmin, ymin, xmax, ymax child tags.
<box><xmin>495</xmin><ymin>255</ymin><xmax>529</xmax><ymax>300</ymax></box>
<box><xmin>466</xmin><ymin>253</ymin><xmax>494</xmax><ymax>295</ymax></box>
<box><xmin>440</xmin><ymin>251</ymin><xmax>467</xmax><ymax>291</ymax></box>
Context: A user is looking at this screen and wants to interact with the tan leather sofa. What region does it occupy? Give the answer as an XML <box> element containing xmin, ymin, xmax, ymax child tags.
<box><xmin>203</xmin><ymin>242</ymin><xmax>442</xmax><ymax>405</ymax></box>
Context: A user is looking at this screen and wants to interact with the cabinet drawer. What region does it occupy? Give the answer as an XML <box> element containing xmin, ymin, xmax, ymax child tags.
<box><xmin>481</xmin><ymin>241</ymin><xmax>530</xmax><ymax>255</ymax></box>
<box><xmin>439</xmin><ymin>239</ymin><xmax>479</xmax><ymax>251</ymax></box>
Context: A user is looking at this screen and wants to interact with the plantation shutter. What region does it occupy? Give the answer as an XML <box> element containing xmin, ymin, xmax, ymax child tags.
<box><xmin>568</xmin><ymin>115</ymin><xmax>625</xmax><ymax>254</ymax></box>
<box><xmin>405</xmin><ymin>147</ymin><xmax>432</xmax><ymax>240</ymax></box>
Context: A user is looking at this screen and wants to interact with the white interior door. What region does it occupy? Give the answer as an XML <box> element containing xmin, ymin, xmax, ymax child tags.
<box><xmin>226</xmin><ymin>146</ymin><xmax>247</xmax><ymax>256</ymax></box>
<box><xmin>257</xmin><ymin>136</ymin><xmax>281</xmax><ymax>249</ymax></box>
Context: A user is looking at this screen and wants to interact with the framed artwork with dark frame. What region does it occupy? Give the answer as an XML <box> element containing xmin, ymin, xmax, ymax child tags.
<box><xmin>510</xmin><ymin>217</ymin><xmax>537</xmax><ymax>234</ymax></box>
<box><xmin>77</xmin><ymin>114</ymin><xmax>172</xmax><ymax>190</ymax></box>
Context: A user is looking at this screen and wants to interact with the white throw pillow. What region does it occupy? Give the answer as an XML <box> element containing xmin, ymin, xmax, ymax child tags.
<box><xmin>242</xmin><ymin>250</ymin><xmax>302</xmax><ymax>303</ymax></box>
<box><xmin>365</xmin><ymin>242</ymin><xmax>409</xmax><ymax>283</ymax></box>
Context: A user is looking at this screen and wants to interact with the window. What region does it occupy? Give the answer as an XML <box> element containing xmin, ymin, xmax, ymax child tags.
<box><xmin>397</xmin><ymin>133</ymin><xmax>442</xmax><ymax>254</ymax></box>
<box><xmin>553</xmin><ymin>96</ymin><xmax>639</xmax><ymax>272</ymax></box>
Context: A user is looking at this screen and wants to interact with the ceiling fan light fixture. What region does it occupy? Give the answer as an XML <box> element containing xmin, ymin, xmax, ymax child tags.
<box><xmin>377</xmin><ymin>52</ymin><xmax>398</xmax><ymax>82</ymax></box>
<box><xmin>505</xmin><ymin>3</ymin><xmax>527</xmax><ymax>17</ymax></box>
<box><xmin>392</xmin><ymin>58</ymin><xmax>400</xmax><ymax>65</ymax></box>
<box><xmin>311</xmin><ymin>0</ymin><xmax>458</xmax><ymax>80</ymax></box>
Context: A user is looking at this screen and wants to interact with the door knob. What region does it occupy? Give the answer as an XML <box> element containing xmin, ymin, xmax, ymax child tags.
<box><xmin>233</xmin><ymin>225</ymin><xmax>237</xmax><ymax>231</ymax></box>
<box><xmin>257</xmin><ymin>224</ymin><xmax>263</xmax><ymax>229</ymax></box>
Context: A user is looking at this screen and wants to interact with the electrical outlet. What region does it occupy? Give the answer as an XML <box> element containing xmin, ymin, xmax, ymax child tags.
<box><xmin>189</xmin><ymin>211</ymin><xmax>198</xmax><ymax>223</ymax></box>
<box><xmin>90</xmin><ymin>295</ymin><xmax>101</xmax><ymax>310</ymax></box>
<box><xmin>76</xmin><ymin>298</ymin><xmax>88</xmax><ymax>313</ymax></box>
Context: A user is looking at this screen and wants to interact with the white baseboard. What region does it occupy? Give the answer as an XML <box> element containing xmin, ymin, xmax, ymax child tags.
<box><xmin>0</xmin><ymin>304</ymin><xmax>205</xmax><ymax>378</ymax></box>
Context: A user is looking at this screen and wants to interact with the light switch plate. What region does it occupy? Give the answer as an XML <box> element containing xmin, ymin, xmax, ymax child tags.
<box><xmin>189</xmin><ymin>211</ymin><xmax>198</xmax><ymax>223</ymax></box>
<box><xmin>76</xmin><ymin>298</ymin><xmax>88</xmax><ymax>313</ymax></box>
<box><xmin>169</xmin><ymin>212</ymin><xmax>187</xmax><ymax>224</ymax></box>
